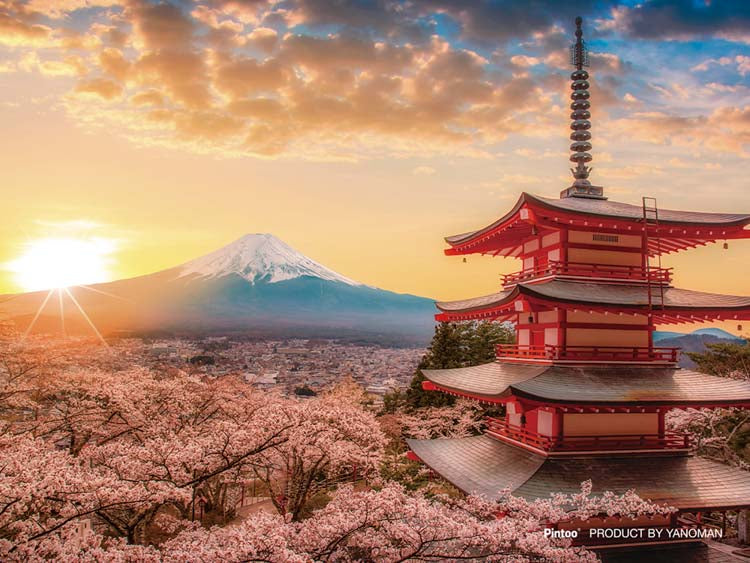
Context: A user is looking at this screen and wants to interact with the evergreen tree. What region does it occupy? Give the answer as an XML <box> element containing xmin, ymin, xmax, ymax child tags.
<box><xmin>682</xmin><ymin>340</ymin><xmax>750</xmax><ymax>464</ymax></box>
<box><xmin>405</xmin><ymin>321</ymin><xmax>514</xmax><ymax>409</ymax></box>
<box><xmin>687</xmin><ymin>340</ymin><xmax>750</xmax><ymax>379</ymax></box>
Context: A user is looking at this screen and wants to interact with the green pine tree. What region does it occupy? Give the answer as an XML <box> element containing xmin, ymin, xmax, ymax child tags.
<box><xmin>405</xmin><ymin>321</ymin><xmax>514</xmax><ymax>409</ymax></box>
<box><xmin>687</xmin><ymin>340</ymin><xmax>750</xmax><ymax>378</ymax></box>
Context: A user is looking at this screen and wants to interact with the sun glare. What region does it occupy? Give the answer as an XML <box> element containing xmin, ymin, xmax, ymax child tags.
<box><xmin>9</xmin><ymin>237</ymin><xmax>116</xmax><ymax>292</ymax></box>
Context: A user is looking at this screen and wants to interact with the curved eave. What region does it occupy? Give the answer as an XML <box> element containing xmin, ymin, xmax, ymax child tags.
<box><xmin>406</xmin><ymin>435</ymin><xmax>545</xmax><ymax>498</ymax></box>
<box><xmin>445</xmin><ymin>194</ymin><xmax>527</xmax><ymax>246</ymax></box>
<box><xmin>422</xmin><ymin>362</ymin><xmax>547</xmax><ymax>403</ymax></box>
<box><xmin>436</xmin><ymin>287</ymin><xmax>516</xmax><ymax>314</ymax></box>
<box><xmin>444</xmin><ymin>192</ymin><xmax>750</xmax><ymax>257</ymax></box>
<box><xmin>435</xmin><ymin>281</ymin><xmax>750</xmax><ymax>324</ymax></box>
<box><xmin>422</xmin><ymin>362</ymin><xmax>750</xmax><ymax>408</ymax></box>
<box><xmin>407</xmin><ymin>435</ymin><xmax>750</xmax><ymax>511</ymax></box>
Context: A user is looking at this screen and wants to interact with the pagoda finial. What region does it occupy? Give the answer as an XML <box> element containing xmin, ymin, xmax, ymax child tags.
<box><xmin>561</xmin><ymin>16</ymin><xmax>605</xmax><ymax>200</ymax></box>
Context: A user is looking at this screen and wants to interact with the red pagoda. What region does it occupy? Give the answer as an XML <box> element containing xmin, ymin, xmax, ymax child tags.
<box><xmin>407</xmin><ymin>17</ymin><xmax>750</xmax><ymax>544</ymax></box>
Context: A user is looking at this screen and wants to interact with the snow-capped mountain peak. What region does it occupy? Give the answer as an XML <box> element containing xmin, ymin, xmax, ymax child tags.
<box><xmin>178</xmin><ymin>233</ymin><xmax>361</xmax><ymax>286</ymax></box>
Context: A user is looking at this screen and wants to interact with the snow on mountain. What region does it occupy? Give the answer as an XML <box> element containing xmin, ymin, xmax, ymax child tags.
<box><xmin>178</xmin><ymin>233</ymin><xmax>361</xmax><ymax>286</ymax></box>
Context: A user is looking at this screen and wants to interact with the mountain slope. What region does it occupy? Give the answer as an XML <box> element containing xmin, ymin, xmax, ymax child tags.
<box><xmin>0</xmin><ymin>234</ymin><xmax>436</xmax><ymax>344</ymax></box>
<box><xmin>653</xmin><ymin>328</ymin><xmax>744</xmax><ymax>368</ymax></box>
<box><xmin>659</xmin><ymin>334</ymin><xmax>745</xmax><ymax>369</ymax></box>
<box><xmin>653</xmin><ymin>328</ymin><xmax>742</xmax><ymax>343</ymax></box>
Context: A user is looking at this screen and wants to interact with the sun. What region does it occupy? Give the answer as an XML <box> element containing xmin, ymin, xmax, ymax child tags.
<box><xmin>9</xmin><ymin>237</ymin><xmax>117</xmax><ymax>292</ymax></box>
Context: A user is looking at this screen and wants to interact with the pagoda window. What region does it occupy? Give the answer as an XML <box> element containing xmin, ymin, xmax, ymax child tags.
<box><xmin>517</xmin><ymin>329</ymin><xmax>530</xmax><ymax>347</ymax></box>
<box><xmin>544</xmin><ymin>328</ymin><xmax>560</xmax><ymax>347</ymax></box>
<box><xmin>562</xmin><ymin>413</ymin><xmax>658</xmax><ymax>437</ymax></box>
<box><xmin>523</xmin><ymin>238</ymin><xmax>540</xmax><ymax>254</ymax></box>
<box><xmin>537</xmin><ymin>310</ymin><xmax>559</xmax><ymax>323</ymax></box>
<box><xmin>569</xmin><ymin>231</ymin><xmax>641</xmax><ymax>248</ymax></box>
<box><xmin>592</xmin><ymin>233</ymin><xmax>619</xmax><ymax>243</ymax></box>
<box><xmin>567</xmin><ymin>230</ymin><xmax>643</xmax><ymax>267</ymax></box>
<box><xmin>567</xmin><ymin>247</ymin><xmax>641</xmax><ymax>266</ymax></box>
<box><xmin>534</xmin><ymin>409</ymin><xmax>558</xmax><ymax>437</ymax></box>
<box><xmin>566</xmin><ymin>327</ymin><xmax>649</xmax><ymax>347</ymax></box>
<box><xmin>541</xmin><ymin>231</ymin><xmax>561</xmax><ymax>248</ymax></box>
<box><xmin>506</xmin><ymin>401</ymin><xmax>524</xmax><ymax>427</ymax></box>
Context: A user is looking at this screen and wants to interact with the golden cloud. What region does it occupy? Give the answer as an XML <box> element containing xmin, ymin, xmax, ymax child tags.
<box><xmin>75</xmin><ymin>77</ymin><xmax>122</xmax><ymax>100</ymax></box>
<box><xmin>9</xmin><ymin>0</ymin><xmax>749</xmax><ymax>163</ymax></box>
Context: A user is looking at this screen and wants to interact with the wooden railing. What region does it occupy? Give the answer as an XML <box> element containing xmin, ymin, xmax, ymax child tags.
<box><xmin>495</xmin><ymin>344</ymin><xmax>679</xmax><ymax>363</ymax></box>
<box><xmin>485</xmin><ymin>417</ymin><xmax>690</xmax><ymax>452</ymax></box>
<box><xmin>486</xmin><ymin>417</ymin><xmax>555</xmax><ymax>450</ymax></box>
<box><xmin>502</xmin><ymin>261</ymin><xmax>672</xmax><ymax>286</ymax></box>
<box><xmin>495</xmin><ymin>344</ymin><xmax>549</xmax><ymax>359</ymax></box>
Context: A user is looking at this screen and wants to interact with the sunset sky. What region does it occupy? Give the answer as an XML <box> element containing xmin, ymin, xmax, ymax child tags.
<box><xmin>1</xmin><ymin>0</ymin><xmax>749</xmax><ymax>306</ymax></box>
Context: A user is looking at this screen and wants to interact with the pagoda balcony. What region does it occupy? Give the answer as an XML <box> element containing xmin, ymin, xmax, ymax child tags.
<box><xmin>485</xmin><ymin>417</ymin><xmax>691</xmax><ymax>454</ymax></box>
<box><xmin>495</xmin><ymin>344</ymin><xmax>679</xmax><ymax>364</ymax></box>
<box><xmin>501</xmin><ymin>261</ymin><xmax>672</xmax><ymax>288</ymax></box>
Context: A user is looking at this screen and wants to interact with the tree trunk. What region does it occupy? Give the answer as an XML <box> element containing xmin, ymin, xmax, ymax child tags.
<box><xmin>739</xmin><ymin>510</ymin><xmax>750</xmax><ymax>544</ymax></box>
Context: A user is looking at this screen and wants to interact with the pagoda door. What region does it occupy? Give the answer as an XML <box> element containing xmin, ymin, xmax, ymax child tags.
<box><xmin>531</xmin><ymin>329</ymin><xmax>545</xmax><ymax>356</ymax></box>
<box><xmin>536</xmin><ymin>254</ymin><xmax>549</xmax><ymax>274</ymax></box>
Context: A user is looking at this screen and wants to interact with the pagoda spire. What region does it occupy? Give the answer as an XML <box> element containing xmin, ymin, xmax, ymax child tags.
<box><xmin>561</xmin><ymin>16</ymin><xmax>605</xmax><ymax>200</ymax></box>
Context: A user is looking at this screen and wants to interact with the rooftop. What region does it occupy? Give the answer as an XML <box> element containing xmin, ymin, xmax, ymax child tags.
<box><xmin>435</xmin><ymin>279</ymin><xmax>750</xmax><ymax>324</ymax></box>
<box><xmin>422</xmin><ymin>362</ymin><xmax>750</xmax><ymax>407</ymax></box>
<box><xmin>444</xmin><ymin>193</ymin><xmax>750</xmax><ymax>256</ymax></box>
<box><xmin>407</xmin><ymin>434</ymin><xmax>750</xmax><ymax>511</ymax></box>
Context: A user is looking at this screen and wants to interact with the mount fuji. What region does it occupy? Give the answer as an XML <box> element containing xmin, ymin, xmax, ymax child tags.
<box><xmin>178</xmin><ymin>234</ymin><xmax>362</xmax><ymax>286</ymax></box>
<box><xmin>1</xmin><ymin>234</ymin><xmax>436</xmax><ymax>344</ymax></box>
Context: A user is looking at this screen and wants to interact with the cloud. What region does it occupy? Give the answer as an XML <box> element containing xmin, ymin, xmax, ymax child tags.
<box><xmin>691</xmin><ymin>55</ymin><xmax>750</xmax><ymax>76</ymax></box>
<box><xmin>214</xmin><ymin>56</ymin><xmax>287</xmax><ymax>98</ymax></box>
<box><xmin>134</xmin><ymin>50</ymin><xmax>211</xmax><ymax>108</ymax></box>
<box><xmin>99</xmin><ymin>48</ymin><xmax>130</xmax><ymax>81</ymax></box>
<box><xmin>6</xmin><ymin>0</ymin><xmax>749</xmax><ymax>163</ymax></box>
<box><xmin>412</xmin><ymin>165</ymin><xmax>436</xmax><ymax>176</ymax></box>
<box><xmin>510</xmin><ymin>55</ymin><xmax>540</xmax><ymax>68</ymax></box>
<box><xmin>608</xmin><ymin>107</ymin><xmax>750</xmax><ymax>157</ymax></box>
<box><xmin>75</xmin><ymin>77</ymin><xmax>123</xmax><ymax>100</ymax></box>
<box><xmin>26</xmin><ymin>0</ymin><xmax>119</xmax><ymax>19</ymax></box>
<box><xmin>128</xmin><ymin>0</ymin><xmax>194</xmax><ymax>50</ymax></box>
<box><xmin>0</xmin><ymin>9</ymin><xmax>52</xmax><ymax>47</ymax></box>
<box><xmin>130</xmin><ymin>89</ymin><xmax>163</xmax><ymax>107</ymax></box>
<box><xmin>245</xmin><ymin>26</ymin><xmax>278</xmax><ymax>52</ymax></box>
<box><xmin>612</xmin><ymin>1</ymin><xmax>750</xmax><ymax>41</ymax></box>
<box><xmin>482</xmin><ymin>174</ymin><xmax>544</xmax><ymax>187</ymax></box>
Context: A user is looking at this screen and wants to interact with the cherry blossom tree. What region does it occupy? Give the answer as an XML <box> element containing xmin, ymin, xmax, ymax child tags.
<box><xmin>667</xmin><ymin>407</ymin><xmax>750</xmax><ymax>468</ymax></box>
<box><xmin>1</xmin><ymin>341</ymin><xmax>298</xmax><ymax>547</ymax></box>
<box><xmin>251</xmin><ymin>386</ymin><xmax>387</xmax><ymax>520</ymax></box>
<box><xmin>0</xmin><ymin>434</ymin><xmax>163</xmax><ymax>558</ymax></box>
<box><xmin>157</xmin><ymin>481</ymin><xmax>671</xmax><ymax>562</ymax></box>
<box><xmin>0</xmin><ymin>335</ymin><xmax>675</xmax><ymax>562</ymax></box>
<box><xmin>398</xmin><ymin>398</ymin><xmax>485</xmax><ymax>440</ymax></box>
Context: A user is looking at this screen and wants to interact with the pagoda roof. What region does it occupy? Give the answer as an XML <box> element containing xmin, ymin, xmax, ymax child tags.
<box><xmin>435</xmin><ymin>280</ymin><xmax>750</xmax><ymax>323</ymax></box>
<box><xmin>533</xmin><ymin>194</ymin><xmax>750</xmax><ymax>227</ymax></box>
<box><xmin>597</xmin><ymin>542</ymin><xmax>741</xmax><ymax>563</ymax></box>
<box><xmin>406</xmin><ymin>435</ymin><xmax>750</xmax><ymax>511</ymax></box>
<box><xmin>422</xmin><ymin>362</ymin><xmax>750</xmax><ymax>407</ymax></box>
<box><xmin>445</xmin><ymin>193</ymin><xmax>750</xmax><ymax>256</ymax></box>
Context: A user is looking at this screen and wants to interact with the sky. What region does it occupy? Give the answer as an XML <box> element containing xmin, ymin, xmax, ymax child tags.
<box><xmin>1</xmin><ymin>0</ymin><xmax>749</xmax><ymax>308</ymax></box>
